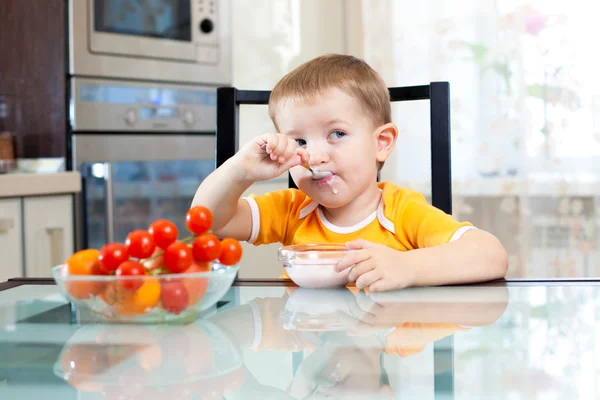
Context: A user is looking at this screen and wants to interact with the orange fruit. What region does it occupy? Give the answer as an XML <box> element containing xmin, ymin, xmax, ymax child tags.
<box><xmin>65</xmin><ymin>249</ymin><xmax>101</xmax><ymax>275</ymax></box>
<box><xmin>59</xmin><ymin>343</ymin><xmax>107</xmax><ymax>393</ymax></box>
<box><xmin>101</xmin><ymin>277</ymin><xmax>161</xmax><ymax>316</ymax></box>
<box><xmin>63</xmin><ymin>249</ymin><xmax>105</xmax><ymax>300</ymax></box>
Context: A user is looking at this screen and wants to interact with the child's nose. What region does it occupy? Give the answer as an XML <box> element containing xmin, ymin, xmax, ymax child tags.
<box><xmin>307</xmin><ymin>145</ymin><xmax>329</xmax><ymax>165</ymax></box>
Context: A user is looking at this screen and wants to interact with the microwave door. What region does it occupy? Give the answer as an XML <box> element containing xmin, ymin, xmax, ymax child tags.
<box><xmin>89</xmin><ymin>0</ymin><xmax>196</xmax><ymax>61</ymax></box>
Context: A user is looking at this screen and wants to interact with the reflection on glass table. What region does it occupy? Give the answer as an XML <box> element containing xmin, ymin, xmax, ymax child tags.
<box><xmin>1</xmin><ymin>283</ymin><xmax>600</xmax><ymax>399</ymax></box>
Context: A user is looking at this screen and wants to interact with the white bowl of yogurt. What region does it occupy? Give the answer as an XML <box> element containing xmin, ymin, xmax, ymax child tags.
<box><xmin>278</xmin><ymin>244</ymin><xmax>354</xmax><ymax>289</ymax></box>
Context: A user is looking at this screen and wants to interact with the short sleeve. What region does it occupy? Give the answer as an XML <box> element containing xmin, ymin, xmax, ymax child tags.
<box><xmin>243</xmin><ymin>189</ymin><xmax>309</xmax><ymax>246</ymax></box>
<box><xmin>394</xmin><ymin>190</ymin><xmax>473</xmax><ymax>249</ymax></box>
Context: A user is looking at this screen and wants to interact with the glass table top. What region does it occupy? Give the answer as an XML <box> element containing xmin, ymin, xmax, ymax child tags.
<box><xmin>0</xmin><ymin>283</ymin><xmax>599</xmax><ymax>399</ymax></box>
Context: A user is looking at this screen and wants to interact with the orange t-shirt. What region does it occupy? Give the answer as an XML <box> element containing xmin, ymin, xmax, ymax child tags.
<box><xmin>246</xmin><ymin>293</ymin><xmax>468</xmax><ymax>357</ymax></box>
<box><xmin>244</xmin><ymin>182</ymin><xmax>472</xmax><ymax>249</ymax></box>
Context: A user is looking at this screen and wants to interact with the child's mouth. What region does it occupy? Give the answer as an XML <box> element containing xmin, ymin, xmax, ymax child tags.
<box><xmin>313</xmin><ymin>172</ymin><xmax>334</xmax><ymax>185</ymax></box>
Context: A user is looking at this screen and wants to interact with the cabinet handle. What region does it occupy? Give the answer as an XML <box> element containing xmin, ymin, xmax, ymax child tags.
<box><xmin>46</xmin><ymin>227</ymin><xmax>65</xmax><ymax>267</ymax></box>
<box><xmin>0</xmin><ymin>218</ymin><xmax>14</xmax><ymax>234</ymax></box>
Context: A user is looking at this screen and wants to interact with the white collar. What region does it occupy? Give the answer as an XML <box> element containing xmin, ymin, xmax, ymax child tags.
<box><xmin>298</xmin><ymin>190</ymin><xmax>395</xmax><ymax>234</ymax></box>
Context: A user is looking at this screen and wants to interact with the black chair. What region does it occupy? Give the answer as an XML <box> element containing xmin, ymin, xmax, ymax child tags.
<box><xmin>215</xmin><ymin>83</ymin><xmax>452</xmax><ymax>215</ymax></box>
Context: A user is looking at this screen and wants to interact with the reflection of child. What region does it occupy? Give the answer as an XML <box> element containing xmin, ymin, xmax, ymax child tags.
<box><xmin>210</xmin><ymin>287</ymin><xmax>509</xmax><ymax>398</ymax></box>
<box><xmin>193</xmin><ymin>54</ymin><xmax>508</xmax><ymax>292</ymax></box>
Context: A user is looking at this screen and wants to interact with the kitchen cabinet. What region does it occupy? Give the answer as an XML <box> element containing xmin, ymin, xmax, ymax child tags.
<box><xmin>0</xmin><ymin>195</ymin><xmax>74</xmax><ymax>281</ymax></box>
<box><xmin>23</xmin><ymin>195</ymin><xmax>74</xmax><ymax>278</ymax></box>
<box><xmin>0</xmin><ymin>199</ymin><xmax>23</xmax><ymax>283</ymax></box>
<box><xmin>0</xmin><ymin>0</ymin><xmax>66</xmax><ymax>158</ymax></box>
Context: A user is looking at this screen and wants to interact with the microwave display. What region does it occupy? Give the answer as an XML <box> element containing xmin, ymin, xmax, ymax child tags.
<box><xmin>94</xmin><ymin>0</ymin><xmax>191</xmax><ymax>42</ymax></box>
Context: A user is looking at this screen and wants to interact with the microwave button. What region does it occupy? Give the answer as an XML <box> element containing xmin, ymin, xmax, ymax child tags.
<box><xmin>182</xmin><ymin>110</ymin><xmax>195</xmax><ymax>126</ymax></box>
<box><xmin>199</xmin><ymin>18</ymin><xmax>214</xmax><ymax>34</ymax></box>
<box><xmin>124</xmin><ymin>109</ymin><xmax>137</xmax><ymax>126</ymax></box>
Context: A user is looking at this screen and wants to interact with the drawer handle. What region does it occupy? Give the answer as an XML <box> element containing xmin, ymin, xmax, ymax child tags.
<box><xmin>0</xmin><ymin>218</ymin><xmax>14</xmax><ymax>234</ymax></box>
<box><xmin>46</xmin><ymin>227</ymin><xmax>65</xmax><ymax>267</ymax></box>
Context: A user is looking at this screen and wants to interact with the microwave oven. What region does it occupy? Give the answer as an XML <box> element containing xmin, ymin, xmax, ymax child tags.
<box><xmin>68</xmin><ymin>0</ymin><xmax>231</xmax><ymax>85</ymax></box>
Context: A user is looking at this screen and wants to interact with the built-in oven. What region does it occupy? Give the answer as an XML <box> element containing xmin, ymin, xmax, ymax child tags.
<box><xmin>68</xmin><ymin>0</ymin><xmax>231</xmax><ymax>84</ymax></box>
<box><xmin>69</xmin><ymin>78</ymin><xmax>219</xmax><ymax>250</ymax></box>
<box><xmin>66</xmin><ymin>1</ymin><xmax>231</xmax><ymax>250</ymax></box>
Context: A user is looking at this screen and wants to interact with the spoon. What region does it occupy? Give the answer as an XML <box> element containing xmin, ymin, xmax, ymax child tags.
<box><xmin>301</xmin><ymin>164</ymin><xmax>332</xmax><ymax>180</ymax></box>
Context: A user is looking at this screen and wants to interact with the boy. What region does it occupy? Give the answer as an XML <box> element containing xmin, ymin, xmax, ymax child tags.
<box><xmin>192</xmin><ymin>54</ymin><xmax>508</xmax><ymax>292</ymax></box>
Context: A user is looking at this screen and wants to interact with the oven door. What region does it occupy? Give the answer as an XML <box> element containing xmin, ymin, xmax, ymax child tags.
<box><xmin>89</xmin><ymin>0</ymin><xmax>198</xmax><ymax>62</ymax></box>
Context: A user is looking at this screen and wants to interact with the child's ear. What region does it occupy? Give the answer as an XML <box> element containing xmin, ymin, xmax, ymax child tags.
<box><xmin>375</xmin><ymin>123</ymin><xmax>398</xmax><ymax>163</ymax></box>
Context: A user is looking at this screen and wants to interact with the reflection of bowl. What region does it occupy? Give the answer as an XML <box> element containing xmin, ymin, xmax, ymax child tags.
<box><xmin>51</xmin><ymin>263</ymin><xmax>238</xmax><ymax>324</ymax></box>
<box><xmin>278</xmin><ymin>244</ymin><xmax>354</xmax><ymax>289</ymax></box>
<box><xmin>53</xmin><ymin>322</ymin><xmax>245</xmax><ymax>397</ymax></box>
<box><xmin>280</xmin><ymin>288</ymin><xmax>357</xmax><ymax>331</ymax></box>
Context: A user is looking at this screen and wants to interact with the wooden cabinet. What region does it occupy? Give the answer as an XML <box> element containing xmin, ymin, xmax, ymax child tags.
<box><xmin>0</xmin><ymin>195</ymin><xmax>74</xmax><ymax>281</ymax></box>
<box><xmin>0</xmin><ymin>0</ymin><xmax>66</xmax><ymax>158</ymax></box>
<box><xmin>23</xmin><ymin>195</ymin><xmax>74</xmax><ymax>277</ymax></box>
<box><xmin>0</xmin><ymin>198</ymin><xmax>23</xmax><ymax>282</ymax></box>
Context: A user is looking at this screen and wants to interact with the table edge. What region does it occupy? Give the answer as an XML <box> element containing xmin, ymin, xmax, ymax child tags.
<box><xmin>3</xmin><ymin>277</ymin><xmax>600</xmax><ymax>292</ymax></box>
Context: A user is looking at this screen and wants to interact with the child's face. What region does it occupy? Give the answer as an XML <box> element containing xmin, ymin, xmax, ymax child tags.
<box><xmin>274</xmin><ymin>87</ymin><xmax>395</xmax><ymax>208</ymax></box>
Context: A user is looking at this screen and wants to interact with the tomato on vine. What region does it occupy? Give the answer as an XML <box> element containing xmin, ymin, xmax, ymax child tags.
<box><xmin>192</xmin><ymin>234</ymin><xmax>221</xmax><ymax>262</ymax></box>
<box><xmin>163</xmin><ymin>241</ymin><xmax>193</xmax><ymax>273</ymax></box>
<box><xmin>125</xmin><ymin>230</ymin><xmax>156</xmax><ymax>259</ymax></box>
<box><xmin>185</xmin><ymin>206</ymin><xmax>213</xmax><ymax>235</ymax></box>
<box><xmin>218</xmin><ymin>238</ymin><xmax>243</xmax><ymax>266</ymax></box>
<box><xmin>148</xmin><ymin>219</ymin><xmax>178</xmax><ymax>250</ymax></box>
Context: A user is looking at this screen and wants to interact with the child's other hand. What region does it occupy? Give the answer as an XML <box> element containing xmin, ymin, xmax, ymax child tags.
<box><xmin>336</xmin><ymin>240</ymin><xmax>414</xmax><ymax>292</ymax></box>
<box><xmin>236</xmin><ymin>133</ymin><xmax>310</xmax><ymax>182</ymax></box>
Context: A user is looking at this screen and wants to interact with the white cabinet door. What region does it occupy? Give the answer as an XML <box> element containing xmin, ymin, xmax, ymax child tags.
<box><xmin>23</xmin><ymin>195</ymin><xmax>74</xmax><ymax>277</ymax></box>
<box><xmin>0</xmin><ymin>198</ymin><xmax>23</xmax><ymax>282</ymax></box>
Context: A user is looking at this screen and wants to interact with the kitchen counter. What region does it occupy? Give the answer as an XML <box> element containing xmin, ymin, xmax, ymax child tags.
<box><xmin>0</xmin><ymin>172</ymin><xmax>80</xmax><ymax>198</ymax></box>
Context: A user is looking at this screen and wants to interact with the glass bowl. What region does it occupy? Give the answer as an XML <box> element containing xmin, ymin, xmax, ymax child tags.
<box><xmin>53</xmin><ymin>321</ymin><xmax>244</xmax><ymax>396</ymax></box>
<box><xmin>280</xmin><ymin>288</ymin><xmax>358</xmax><ymax>331</ymax></box>
<box><xmin>51</xmin><ymin>263</ymin><xmax>239</xmax><ymax>324</ymax></box>
<box><xmin>278</xmin><ymin>244</ymin><xmax>354</xmax><ymax>289</ymax></box>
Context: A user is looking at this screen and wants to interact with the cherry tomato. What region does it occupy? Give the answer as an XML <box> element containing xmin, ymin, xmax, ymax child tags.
<box><xmin>161</xmin><ymin>280</ymin><xmax>189</xmax><ymax>314</ymax></box>
<box><xmin>183</xmin><ymin>262</ymin><xmax>210</xmax><ymax>306</ymax></box>
<box><xmin>163</xmin><ymin>241</ymin><xmax>193</xmax><ymax>273</ymax></box>
<box><xmin>185</xmin><ymin>206</ymin><xmax>213</xmax><ymax>235</ymax></box>
<box><xmin>148</xmin><ymin>219</ymin><xmax>178</xmax><ymax>250</ymax></box>
<box><xmin>125</xmin><ymin>230</ymin><xmax>156</xmax><ymax>259</ymax></box>
<box><xmin>192</xmin><ymin>233</ymin><xmax>221</xmax><ymax>262</ymax></box>
<box><xmin>116</xmin><ymin>260</ymin><xmax>146</xmax><ymax>290</ymax></box>
<box><xmin>218</xmin><ymin>238</ymin><xmax>243</xmax><ymax>266</ymax></box>
<box><xmin>98</xmin><ymin>243</ymin><xmax>129</xmax><ymax>273</ymax></box>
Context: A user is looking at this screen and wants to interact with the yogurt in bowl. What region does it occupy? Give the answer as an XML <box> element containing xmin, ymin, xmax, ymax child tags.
<box><xmin>278</xmin><ymin>244</ymin><xmax>354</xmax><ymax>289</ymax></box>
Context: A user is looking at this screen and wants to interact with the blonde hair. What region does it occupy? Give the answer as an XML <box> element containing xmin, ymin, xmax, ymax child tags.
<box><xmin>268</xmin><ymin>54</ymin><xmax>391</xmax><ymax>129</ymax></box>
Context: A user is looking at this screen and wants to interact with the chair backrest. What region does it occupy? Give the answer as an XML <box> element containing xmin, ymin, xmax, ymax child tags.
<box><xmin>216</xmin><ymin>83</ymin><xmax>452</xmax><ymax>214</ymax></box>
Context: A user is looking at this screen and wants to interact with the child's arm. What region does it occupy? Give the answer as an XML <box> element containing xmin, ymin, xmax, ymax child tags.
<box><xmin>191</xmin><ymin>133</ymin><xmax>309</xmax><ymax>240</ymax></box>
<box><xmin>336</xmin><ymin>229</ymin><xmax>508</xmax><ymax>292</ymax></box>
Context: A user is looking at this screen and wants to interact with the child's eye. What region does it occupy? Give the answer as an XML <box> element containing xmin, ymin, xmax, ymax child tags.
<box><xmin>295</xmin><ymin>139</ymin><xmax>307</xmax><ymax>147</ymax></box>
<box><xmin>329</xmin><ymin>130</ymin><xmax>346</xmax><ymax>140</ymax></box>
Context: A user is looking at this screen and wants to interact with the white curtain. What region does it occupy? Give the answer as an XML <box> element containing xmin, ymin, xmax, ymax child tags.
<box><xmin>364</xmin><ymin>0</ymin><xmax>600</xmax><ymax>278</ymax></box>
